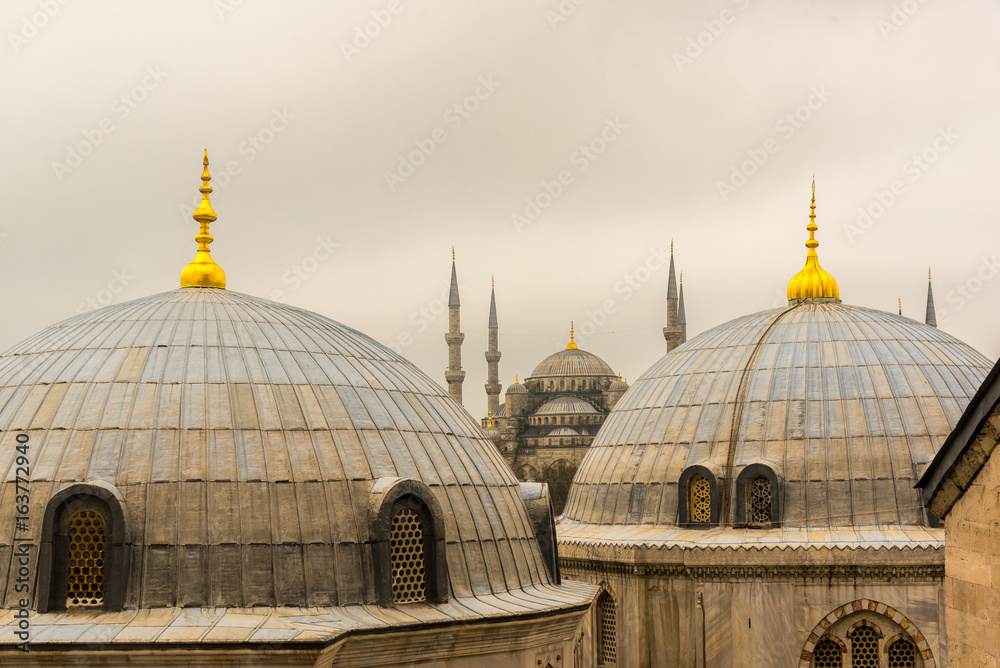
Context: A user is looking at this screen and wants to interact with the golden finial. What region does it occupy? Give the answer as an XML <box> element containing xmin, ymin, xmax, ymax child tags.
<box><xmin>928</xmin><ymin>267</ymin><xmax>932</xmax><ymax>281</ymax></box>
<box><xmin>679</xmin><ymin>271</ymin><xmax>683</xmax><ymax>285</ymax></box>
<box><xmin>452</xmin><ymin>246</ymin><xmax>455</xmax><ymax>262</ymax></box>
<box><xmin>492</xmin><ymin>275</ymin><xmax>495</xmax><ymax>289</ymax></box>
<box><xmin>670</xmin><ymin>239</ymin><xmax>674</xmax><ymax>254</ymax></box>
<box><xmin>487</xmin><ymin>410</ymin><xmax>494</xmax><ymax>428</ymax></box>
<box><xmin>515</xmin><ymin>375</ymin><xmax>519</xmax><ymax>384</ymax></box>
<box><xmin>898</xmin><ymin>297</ymin><xmax>902</xmax><ymax>315</ymax></box>
<box><xmin>786</xmin><ymin>178</ymin><xmax>839</xmax><ymax>302</ymax></box>
<box><xmin>180</xmin><ymin>150</ymin><xmax>226</xmax><ymax>289</ymax></box>
<box><xmin>566</xmin><ymin>321</ymin><xmax>579</xmax><ymax>350</ymax></box>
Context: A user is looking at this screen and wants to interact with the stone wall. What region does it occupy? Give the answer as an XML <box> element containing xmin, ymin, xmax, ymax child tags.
<box><xmin>944</xmin><ymin>435</ymin><xmax>1000</xmax><ymax>667</ymax></box>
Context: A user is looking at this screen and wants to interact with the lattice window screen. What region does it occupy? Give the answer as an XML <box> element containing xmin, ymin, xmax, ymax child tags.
<box><xmin>749</xmin><ymin>475</ymin><xmax>772</xmax><ymax>524</ymax></box>
<box><xmin>598</xmin><ymin>592</ymin><xmax>617</xmax><ymax>665</ymax></box>
<box><xmin>850</xmin><ymin>625</ymin><xmax>880</xmax><ymax>668</ymax></box>
<box><xmin>813</xmin><ymin>638</ymin><xmax>843</xmax><ymax>668</ymax></box>
<box><xmin>390</xmin><ymin>508</ymin><xmax>427</xmax><ymax>603</ymax></box>
<box><xmin>67</xmin><ymin>509</ymin><xmax>105</xmax><ymax>607</ymax></box>
<box><xmin>887</xmin><ymin>638</ymin><xmax>917</xmax><ymax>667</ymax></box>
<box><xmin>689</xmin><ymin>474</ymin><xmax>711</xmax><ymax>523</ymax></box>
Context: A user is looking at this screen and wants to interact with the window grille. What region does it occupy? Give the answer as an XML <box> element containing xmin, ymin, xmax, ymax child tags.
<box><xmin>689</xmin><ymin>474</ymin><xmax>712</xmax><ymax>523</ymax></box>
<box><xmin>887</xmin><ymin>638</ymin><xmax>917</xmax><ymax>668</ymax></box>
<box><xmin>67</xmin><ymin>509</ymin><xmax>105</xmax><ymax>607</ymax></box>
<box><xmin>813</xmin><ymin>638</ymin><xmax>843</xmax><ymax>668</ymax></box>
<box><xmin>850</xmin><ymin>625</ymin><xmax>879</xmax><ymax>668</ymax></box>
<box><xmin>748</xmin><ymin>475</ymin><xmax>772</xmax><ymax>524</ymax></box>
<box><xmin>390</xmin><ymin>508</ymin><xmax>427</xmax><ymax>604</ymax></box>
<box><xmin>598</xmin><ymin>592</ymin><xmax>617</xmax><ymax>665</ymax></box>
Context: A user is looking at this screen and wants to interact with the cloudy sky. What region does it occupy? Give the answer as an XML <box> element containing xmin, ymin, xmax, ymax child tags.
<box><xmin>3</xmin><ymin>0</ymin><xmax>999</xmax><ymax>420</ymax></box>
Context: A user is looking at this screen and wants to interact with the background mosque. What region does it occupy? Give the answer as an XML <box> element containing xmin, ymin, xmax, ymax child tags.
<box><xmin>0</xmin><ymin>158</ymin><xmax>995</xmax><ymax>668</ymax></box>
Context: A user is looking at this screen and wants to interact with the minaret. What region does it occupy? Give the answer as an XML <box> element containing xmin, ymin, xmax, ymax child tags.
<box><xmin>925</xmin><ymin>268</ymin><xmax>937</xmax><ymax>328</ymax></box>
<box><xmin>181</xmin><ymin>150</ymin><xmax>226</xmax><ymax>289</ymax></box>
<box><xmin>485</xmin><ymin>277</ymin><xmax>502</xmax><ymax>416</ymax></box>
<box><xmin>663</xmin><ymin>241</ymin><xmax>685</xmax><ymax>352</ymax></box>
<box><xmin>445</xmin><ymin>249</ymin><xmax>465</xmax><ymax>404</ymax></box>
<box><xmin>677</xmin><ymin>271</ymin><xmax>687</xmax><ymax>343</ymax></box>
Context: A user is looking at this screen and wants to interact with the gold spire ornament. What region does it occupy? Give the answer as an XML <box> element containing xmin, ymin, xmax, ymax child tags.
<box><xmin>180</xmin><ymin>150</ymin><xmax>226</xmax><ymax>289</ymax></box>
<box><xmin>566</xmin><ymin>322</ymin><xmax>579</xmax><ymax>350</ymax></box>
<box><xmin>786</xmin><ymin>178</ymin><xmax>840</xmax><ymax>303</ymax></box>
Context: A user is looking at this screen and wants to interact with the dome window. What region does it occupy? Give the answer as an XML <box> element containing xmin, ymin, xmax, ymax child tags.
<box><xmin>37</xmin><ymin>482</ymin><xmax>130</xmax><ymax>613</ymax></box>
<box><xmin>734</xmin><ymin>463</ymin><xmax>781</xmax><ymax>527</ymax></box>
<box><xmin>390</xmin><ymin>508</ymin><xmax>427</xmax><ymax>604</ymax></box>
<box><xmin>66</xmin><ymin>510</ymin><xmax>105</xmax><ymax>607</ymax></box>
<box><xmin>677</xmin><ymin>465</ymin><xmax>722</xmax><ymax>528</ymax></box>
<box><xmin>370</xmin><ymin>478</ymin><xmax>449</xmax><ymax>607</ymax></box>
<box><xmin>597</xmin><ymin>590</ymin><xmax>617</xmax><ymax>666</ymax></box>
<box><xmin>748</xmin><ymin>475</ymin><xmax>772</xmax><ymax>525</ymax></box>
<box><xmin>688</xmin><ymin>475</ymin><xmax>712</xmax><ymax>524</ymax></box>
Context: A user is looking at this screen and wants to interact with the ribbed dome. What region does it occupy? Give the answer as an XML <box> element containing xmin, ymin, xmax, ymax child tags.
<box><xmin>506</xmin><ymin>381</ymin><xmax>528</xmax><ymax>394</ymax></box>
<box><xmin>0</xmin><ymin>288</ymin><xmax>555</xmax><ymax>607</ymax></box>
<box><xmin>536</xmin><ymin>396</ymin><xmax>600</xmax><ymax>415</ymax></box>
<box><xmin>564</xmin><ymin>302</ymin><xmax>992</xmax><ymax>528</ymax></box>
<box><xmin>549</xmin><ymin>427</ymin><xmax>582</xmax><ymax>436</ymax></box>
<box><xmin>529</xmin><ymin>348</ymin><xmax>615</xmax><ymax>379</ymax></box>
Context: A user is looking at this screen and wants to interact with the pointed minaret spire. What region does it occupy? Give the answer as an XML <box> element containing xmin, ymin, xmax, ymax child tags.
<box><xmin>445</xmin><ymin>249</ymin><xmax>465</xmax><ymax>404</ymax></box>
<box><xmin>485</xmin><ymin>276</ymin><xmax>502</xmax><ymax>417</ymax></box>
<box><xmin>925</xmin><ymin>267</ymin><xmax>938</xmax><ymax>328</ymax></box>
<box><xmin>181</xmin><ymin>150</ymin><xmax>226</xmax><ymax>289</ymax></box>
<box><xmin>663</xmin><ymin>240</ymin><xmax>686</xmax><ymax>352</ymax></box>
<box><xmin>678</xmin><ymin>271</ymin><xmax>687</xmax><ymax>330</ymax></box>
<box><xmin>898</xmin><ymin>297</ymin><xmax>902</xmax><ymax>316</ymax></box>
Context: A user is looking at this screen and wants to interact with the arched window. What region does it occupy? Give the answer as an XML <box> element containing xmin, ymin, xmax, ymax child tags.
<box><xmin>688</xmin><ymin>474</ymin><xmax>711</xmax><ymax>524</ymax></box>
<box><xmin>849</xmin><ymin>623</ymin><xmax>881</xmax><ymax>667</ymax></box>
<box><xmin>748</xmin><ymin>474</ymin><xmax>772</xmax><ymax>525</ymax></box>
<box><xmin>812</xmin><ymin>638</ymin><xmax>843</xmax><ymax>667</ymax></box>
<box><xmin>38</xmin><ymin>483</ymin><xmax>129</xmax><ymax>613</ymax></box>
<box><xmin>597</xmin><ymin>591</ymin><xmax>617</xmax><ymax>666</ymax></box>
<box><xmin>370</xmin><ymin>478</ymin><xmax>448</xmax><ymax>607</ymax></box>
<box><xmin>389</xmin><ymin>507</ymin><xmax>427</xmax><ymax>604</ymax></box>
<box><xmin>571</xmin><ymin>379</ymin><xmax>576</xmax><ymax>390</ymax></box>
<box><xmin>887</xmin><ymin>638</ymin><xmax>917</xmax><ymax>667</ymax></box>
<box><xmin>560</xmin><ymin>380</ymin><xmax>565</xmax><ymax>391</ymax></box>
<box><xmin>66</xmin><ymin>509</ymin><xmax>105</xmax><ymax>607</ymax></box>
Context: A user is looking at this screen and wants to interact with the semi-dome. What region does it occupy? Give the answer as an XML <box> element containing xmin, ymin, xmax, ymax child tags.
<box><xmin>536</xmin><ymin>396</ymin><xmax>601</xmax><ymax>415</ymax></box>
<box><xmin>563</xmin><ymin>302</ymin><xmax>993</xmax><ymax>528</ymax></box>
<box><xmin>0</xmin><ymin>287</ymin><xmax>562</xmax><ymax>608</ymax></box>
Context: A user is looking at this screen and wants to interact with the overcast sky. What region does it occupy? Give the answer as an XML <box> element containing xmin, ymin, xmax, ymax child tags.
<box><xmin>3</xmin><ymin>0</ymin><xmax>999</xmax><ymax>421</ymax></box>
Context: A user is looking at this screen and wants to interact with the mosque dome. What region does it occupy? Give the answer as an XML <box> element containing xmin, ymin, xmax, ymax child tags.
<box><xmin>505</xmin><ymin>378</ymin><xmax>528</xmax><ymax>394</ymax></box>
<box><xmin>0</xmin><ymin>287</ymin><xmax>563</xmax><ymax>608</ymax></box>
<box><xmin>564</xmin><ymin>188</ymin><xmax>992</xmax><ymax>531</ymax></box>
<box><xmin>536</xmin><ymin>396</ymin><xmax>601</xmax><ymax>416</ymax></box>
<box><xmin>608</xmin><ymin>377</ymin><xmax>629</xmax><ymax>392</ymax></box>
<box><xmin>529</xmin><ymin>349</ymin><xmax>615</xmax><ymax>380</ymax></box>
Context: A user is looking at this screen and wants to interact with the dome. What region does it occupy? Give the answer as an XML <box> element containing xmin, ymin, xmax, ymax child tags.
<box><xmin>0</xmin><ymin>288</ymin><xmax>559</xmax><ymax>608</ymax></box>
<box><xmin>549</xmin><ymin>427</ymin><xmax>582</xmax><ymax>436</ymax></box>
<box><xmin>529</xmin><ymin>348</ymin><xmax>615</xmax><ymax>379</ymax></box>
<box><xmin>506</xmin><ymin>379</ymin><xmax>528</xmax><ymax>394</ymax></box>
<box><xmin>608</xmin><ymin>378</ymin><xmax>629</xmax><ymax>392</ymax></box>
<box><xmin>536</xmin><ymin>396</ymin><xmax>600</xmax><ymax>415</ymax></box>
<box><xmin>563</xmin><ymin>302</ymin><xmax>993</xmax><ymax>528</ymax></box>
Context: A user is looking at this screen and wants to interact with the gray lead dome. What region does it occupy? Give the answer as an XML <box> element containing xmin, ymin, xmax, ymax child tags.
<box><xmin>0</xmin><ymin>288</ymin><xmax>555</xmax><ymax>607</ymax></box>
<box><xmin>563</xmin><ymin>302</ymin><xmax>993</xmax><ymax>528</ymax></box>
